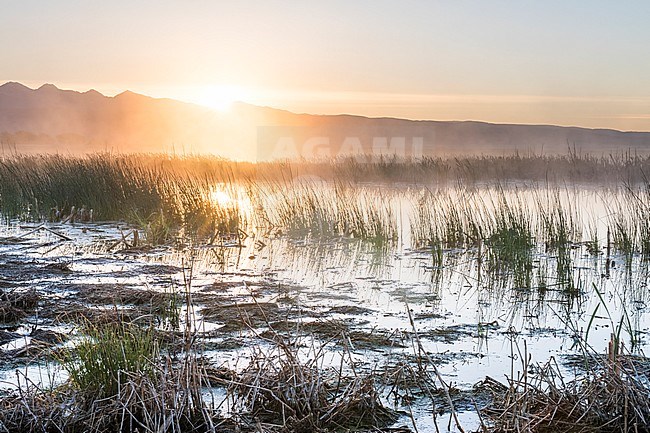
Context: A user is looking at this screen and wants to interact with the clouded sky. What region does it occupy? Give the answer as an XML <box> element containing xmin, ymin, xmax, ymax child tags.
<box><xmin>3</xmin><ymin>1</ymin><xmax>650</xmax><ymax>130</ymax></box>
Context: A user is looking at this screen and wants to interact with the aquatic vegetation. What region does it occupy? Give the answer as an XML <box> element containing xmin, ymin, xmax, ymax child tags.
<box><xmin>231</xmin><ymin>335</ymin><xmax>398</xmax><ymax>431</ymax></box>
<box><xmin>482</xmin><ymin>336</ymin><xmax>650</xmax><ymax>433</ymax></box>
<box><xmin>410</xmin><ymin>187</ymin><xmax>487</xmax><ymax>249</ymax></box>
<box><xmin>0</xmin><ymin>154</ymin><xmax>245</xmax><ymax>243</ymax></box>
<box><xmin>0</xmin><ymin>288</ymin><xmax>39</xmax><ymax>323</ymax></box>
<box><xmin>3</xmin><ymin>153</ymin><xmax>650</xmax><ymax>432</ymax></box>
<box><xmin>535</xmin><ymin>188</ymin><xmax>579</xmax><ymax>250</ymax></box>
<box><xmin>63</xmin><ymin>321</ymin><xmax>160</xmax><ymax>398</ymax></box>
<box><xmin>485</xmin><ymin>188</ymin><xmax>534</xmax><ymax>288</ymax></box>
<box><xmin>256</xmin><ymin>179</ymin><xmax>397</xmax><ymax>244</ymax></box>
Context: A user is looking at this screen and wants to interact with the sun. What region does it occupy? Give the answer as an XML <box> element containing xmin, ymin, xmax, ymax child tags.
<box><xmin>193</xmin><ymin>85</ymin><xmax>248</xmax><ymax>112</ymax></box>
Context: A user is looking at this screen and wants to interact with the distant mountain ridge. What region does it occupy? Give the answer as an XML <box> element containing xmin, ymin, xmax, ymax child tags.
<box><xmin>2</xmin><ymin>82</ymin><xmax>650</xmax><ymax>160</ymax></box>
<box><xmin>0</xmin><ymin>82</ymin><xmax>230</xmax><ymax>155</ymax></box>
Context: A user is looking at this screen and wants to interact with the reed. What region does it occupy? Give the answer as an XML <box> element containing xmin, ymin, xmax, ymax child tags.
<box><xmin>621</xmin><ymin>181</ymin><xmax>650</xmax><ymax>261</ymax></box>
<box><xmin>2</xmin><ymin>152</ymin><xmax>649</xmax><ymax>247</ymax></box>
<box><xmin>0</xmin><ymin>154</ymin><xmax>246</xmax><ymax>243</ymax></box>
<box><xmin>410</xmin><ymin>187</ymin><xmax>488</xmax><ymax>250</ymax></box>
<box><xmin>482</xmin><ymin>335</ymin><xmax>650</xmax><ymax>433</ymax></box>
<box><xmin>230</xmin><ymin>332</ymin><xmax>398</xmax><ymax>431</ymax></box>
<box><xmin>485</xmin><ymin>188</ymin><xmax>534</xmax><ymax>288</ymax></box>
<box><xmin>256</xmin><ymin>179</ymin><xmax>397</xmax><ymax>244</ymax></box>
<box><xmin>534</xmin><ymin>189</ymin><xmax>579</xmax><ymax>290</ymax></box>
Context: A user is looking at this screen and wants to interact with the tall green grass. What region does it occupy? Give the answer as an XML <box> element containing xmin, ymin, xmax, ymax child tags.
<box><xmin>0</xmin><ymin>154</ymin><xmax>244</xmax><ymax>242</ymax></box>
<box><xmin>64</xmin><ymin>322</ymin><xmax>160</xmax><ymax>398</ymax></box>
<box><xmin>410</xmin><ymin>187</ymin><xmax>487</xmax><ymax>249</ymax></box>
<box><xmin>257</xmin><ymin>180</ymin><xmax>397</xmax><ymax>245</ymax></box>
<box><xmin>4</xmin><ymin>153</ymin><xmax>650</xmax><ymax>260</ymax></box>
<box><xmin>485</xmin><ymin>189</ymin><xmax>534</xmax><ymax>288</ymax></box>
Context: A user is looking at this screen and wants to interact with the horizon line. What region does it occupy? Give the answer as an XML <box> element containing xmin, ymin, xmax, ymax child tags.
<box><xmin>1</xmin><ymin>80</ymin><xmax>649</xmax><ymax>134</ymax></box>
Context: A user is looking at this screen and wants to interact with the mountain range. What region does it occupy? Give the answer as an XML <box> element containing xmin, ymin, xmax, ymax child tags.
<box><xmin>2</xmin><ymin>81</ymin><xmax>650</xmax><ymax>160</ymax></box>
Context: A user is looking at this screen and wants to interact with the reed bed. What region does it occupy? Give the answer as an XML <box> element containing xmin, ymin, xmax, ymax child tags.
<box><xmin>410</xmin><ymin>186</ymin><xmax>589</xmax><ymax>291</ymax></box>
<box><xmin>0</xmin><ymin>321</ymin><xmax>218</xmax><ymax>433</ymax></box>
<box><xmin>4</xmin><ymin>152</ymin><xmax>650</xmax><ymax>301</ymax></box>
<box><xmin>330</xmin><ymin>151</ymin><xmax>650</xmax><ymax>185</ymax></box>
<box><xmin>0</xmin><ymin>154</ymin><xmax>244</xmax><ymax>243</ymax></box>
<box><xmin>0</xmin><ymin>154</ymin><xmax>402</xmax><ymax>245</ymax></box>
<box><xmin>230</xmin><ymin>334</ymin><xmax>398</xmax><ymax>432</ymax></box>
<box><xmin>3</xmin><ymin>152</ymin><xmax>650</xmax><ymax>255</ymax></box>
<box><xmin>6</xmin><ymin>154</ymin><xmax>650</xmax><ymax>270</ymax></box>
<box><xmin>0</xmin><ymin>288</ymin><xmax>39</xmax><ymax>323</ymax></box>
<box><xmin>605</xmin><ymin>183</ymin><xmax>650</xmax><ymax>263</ymax></box>
<box><xmin>482</xmin><ymin>337</ymin><xmax>650</xmax><ymax>433</ymax></box>
<box><xmin>256</xmin><ymin>180</ymin><xmax>398</xmax><ymax>245</ymax></box>
<box><xmin>410</xmin><ymin>186</ymin><xmax>583</xmax><ymax>251</ymax></box>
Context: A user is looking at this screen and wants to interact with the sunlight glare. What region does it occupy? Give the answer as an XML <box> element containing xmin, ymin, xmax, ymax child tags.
<box><xmin>194</xmin><ymin>85</ymin><xmax>248</xmax><ymax>112</ymax></box>
<box><xmin>210</xmin><ymin>189</ymin><xmax>232</xmax><ymax>206</ymax></box>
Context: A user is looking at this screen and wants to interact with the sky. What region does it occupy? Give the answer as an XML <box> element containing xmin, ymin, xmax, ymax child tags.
<box><xmin>2</xmin><ymin>1</ymin><xmax>650</xmax><ymax>130</ymax></box>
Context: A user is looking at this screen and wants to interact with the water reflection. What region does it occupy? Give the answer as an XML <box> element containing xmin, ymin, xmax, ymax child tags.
<box><xmin>2</xmin><ymin>183</ymin><xmax>650</xmax><ymax>412</ymax></box>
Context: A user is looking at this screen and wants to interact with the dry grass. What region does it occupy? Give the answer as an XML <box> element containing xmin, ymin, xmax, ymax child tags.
<box><xmin>481</xmin><ymin>338</ymin><xmax>650</xmax><ymax>433</ymax></box>
<box><xmin>0</xmin><ymin>358</ymin><xmax>219</xmax><ymax>433</ymax></box>
<box><xmin>0</xmin><ymin>301</ymin><xmax>217</xmax><ymax>433</ymax></box>
<box><xmin>230</xmin><ymin>337</ymin><xmax>398</xmax><ymax>432</ymax></box>
<box><xmin>0</xmin><ymin>288</ymin><xmax>39</xmax><ymax>323</ymax></box>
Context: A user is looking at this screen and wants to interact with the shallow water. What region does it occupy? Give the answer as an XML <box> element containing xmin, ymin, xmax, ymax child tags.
<box><xmin>1</xmin><ymin>183</ymin><xmax>649</xmax><ymax>431</ymax></box>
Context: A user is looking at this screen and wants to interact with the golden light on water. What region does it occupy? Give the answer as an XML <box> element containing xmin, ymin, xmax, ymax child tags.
<box><xmin>210</xmin><ymin>189</ymin><xmax>232</xmax><ymax>206</ymax></box>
